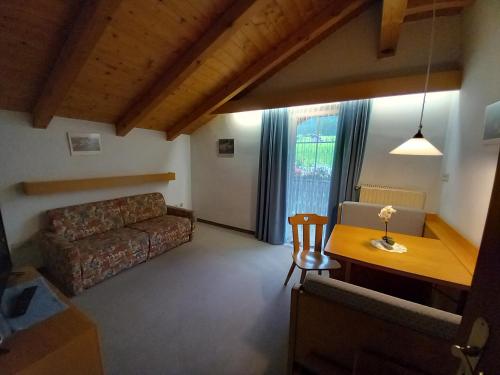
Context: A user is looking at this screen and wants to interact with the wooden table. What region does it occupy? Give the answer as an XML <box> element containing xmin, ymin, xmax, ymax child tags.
<box><xmin>0</xmin><ymin>267</ymin><xmax>104</xmax><ymax>375</ymax></box>
<box><xmin>324</xmin><ymin>224</ymin><xmax>473</xmax><ymax>290</ymax></box>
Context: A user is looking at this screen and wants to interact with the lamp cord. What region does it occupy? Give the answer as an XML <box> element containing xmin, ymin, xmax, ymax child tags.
<box><xmin>418</xmin><ymin>0</ymin><xmax>437</xmax><ymax>131</ymax></box>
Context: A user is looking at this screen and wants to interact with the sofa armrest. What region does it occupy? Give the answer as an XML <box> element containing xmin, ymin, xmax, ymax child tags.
<box><xmin>39</xmin><ymin>232</ymin><xmax>83</xmax><ymax>295</ymax></box>
<box><xmin>303</xmin><ymin>274</ymin><xmax>461</xmax><ymax>341</ymax></box>
<box><xmin>166</xmin><ymin>205</ymin><xmax>195</xmax><ymax>230</ymax></box>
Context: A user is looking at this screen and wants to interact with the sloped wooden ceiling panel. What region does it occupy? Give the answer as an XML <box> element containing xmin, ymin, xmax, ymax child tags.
<box><xmin>0</xmin><ymin>0</ymin><xmax>470</xmax><ymax>137</ymax></box>
<box><xmin>143</xmin><ymin>0</ymin><xmax>332</xmax><ymax>132</ymax></box>
<box><xmin>0</xmin><ymin>0</ymin><xmax>79</xmax><ymax>111</ymax></box>
<box><xmin>165</xmin><ymin>0</ymin><xmax>373</xmax><ymax>139</ymax></box>
<box><xmin>57</xmin><ymin>0</ymin><xmax>234</xmax><ymax>124</ymax></box>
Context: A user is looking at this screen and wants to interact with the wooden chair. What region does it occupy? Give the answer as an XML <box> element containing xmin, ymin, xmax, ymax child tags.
<box><xmin>284</xmin><ymin>213</ymin><xmax>341</xmax><ymax>285</ymax></box>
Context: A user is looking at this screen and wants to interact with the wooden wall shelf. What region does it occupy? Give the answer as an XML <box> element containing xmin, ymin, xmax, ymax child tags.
<box><xmin>23</xmin><ymin>173</ymin><xmax>175</xmax><ymax>195</ymax></box>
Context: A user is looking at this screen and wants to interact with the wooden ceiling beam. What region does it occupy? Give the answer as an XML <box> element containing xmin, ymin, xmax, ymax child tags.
<box><xmin>33</xmin><ymin>0</ymin><xmax>123</xmax><ymax>129</ymax></box>
<box><xmin>115</xmin><ymin>0</ymin><xmax>265</xmax><ymax>136</ymax></box>
<box><xmin>379</xmin><ymin>0</ymin><xmax>473</xmax><ymax>58</ymax></box>
<box><xmin>379</xmin><ymin>0</ymin><xmax>408</xmax><ymax>58</ymax></box>
<box><xmin>405</xmin><ymin>0</ymin><xmax>473</xmax><ymax>21</ymax></box>
<box><xmin>166</xmin><ymin>0</ymin><xmax>373</xmax><ymax>140</ymax></box>
<box><xmin>215</xmin><ymin>69</ymin><xmax>462</xmax><ymax>114</ymax></box>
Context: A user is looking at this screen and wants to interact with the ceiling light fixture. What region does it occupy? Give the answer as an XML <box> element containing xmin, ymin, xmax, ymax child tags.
<box><xmin>390</xmin><ymin>0</ymin><xmax>443</xmax><ymax>156</ymax></box>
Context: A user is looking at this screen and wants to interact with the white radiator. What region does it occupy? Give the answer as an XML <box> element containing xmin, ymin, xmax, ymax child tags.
<box><xmin>358</xmin><ymin>184</ymin><xmax>426</xmax><ymax>209</ymax></box>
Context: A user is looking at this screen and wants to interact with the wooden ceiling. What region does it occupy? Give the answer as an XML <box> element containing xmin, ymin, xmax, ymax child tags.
<box><xmin>0</xmin><ymin>0</ymin><xmax>471</xmax><ymax>140</ymax></box>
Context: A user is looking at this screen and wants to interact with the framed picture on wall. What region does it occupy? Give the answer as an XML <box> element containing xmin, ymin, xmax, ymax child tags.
<box><xmin>67</xmin><ymin>133</ymin><xmax>102</xmax><ymax>155</ymax></box>
<box><xmin>218</xmin><ymin>139</ymin><xmax>234</xmax><ymax>156</ymax></box>
<box><xmin>483</xmin><ymin>101</ymin><xmax>500</xmax><ymax>144</ymax></box>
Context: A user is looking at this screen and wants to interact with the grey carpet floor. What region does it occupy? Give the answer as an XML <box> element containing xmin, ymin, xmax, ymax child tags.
<box><xmin>73</xmin><ymin>222</ymin><xmax>301</xmax><ymax>375</ymax></box>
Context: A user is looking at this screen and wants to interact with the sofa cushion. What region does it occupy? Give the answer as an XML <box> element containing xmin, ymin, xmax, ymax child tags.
<box><xmin>73</xmin><ymin>227</ymin><xmax>149</xmax><ymax>289</ymax></box>
<box><xmin>119</xmin><ymin>193</ymin><xmax>168</xmax><ymax>225</ymax></box>
<box><xmin>128</xmin><ymin>215</ymin><xmax>191</xmax><ymax>258</ymax></box>
<box><xmin>128</xmin><ymin>215</ymin><xmax>191</xmax><ymax>247</ymax></box>
<box><xmin>339</xmin><ymin>201</ymin><xmax>426</xmax><ymax>236</ymax></box>
<box><xmin>47</xmin><ymin>199</ymin><xmax>124</xmax><ymax>242</ymax></box>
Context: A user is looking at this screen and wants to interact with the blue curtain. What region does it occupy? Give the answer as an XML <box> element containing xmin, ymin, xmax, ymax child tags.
<box><xmin>256</xmin><ymin>108</ymin><xmax>289</xmax><ymax>244</ymax></box>
<box><xmin>326</xmin><ymin>100</ymin><xmax>372</xmax><ymax>237</ymax></box>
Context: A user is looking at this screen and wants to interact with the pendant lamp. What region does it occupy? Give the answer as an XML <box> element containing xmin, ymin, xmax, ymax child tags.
<box><xmin>390</xmin><ymin>0</ymin><xmax>443</xmax><ymax>156</ymax></box>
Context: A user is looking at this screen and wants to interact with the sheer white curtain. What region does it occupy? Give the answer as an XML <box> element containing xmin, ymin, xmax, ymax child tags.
<box><xmin>285</xmin><ymin>103</ymin><xmax>340</xmax><ymax>244</ymax></box>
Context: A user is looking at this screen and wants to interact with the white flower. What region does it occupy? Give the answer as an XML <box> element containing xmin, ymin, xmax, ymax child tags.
<box><xmin>378</xmin><ymin>205</ymin><xmax>397</xmax><ymax>222</ymax></box>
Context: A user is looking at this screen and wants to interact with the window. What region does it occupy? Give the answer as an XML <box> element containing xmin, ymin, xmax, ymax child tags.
<box><xmin>285</xmin><ymin>104</ymin><xmax>339</xmax><ymax>244</ymax></box>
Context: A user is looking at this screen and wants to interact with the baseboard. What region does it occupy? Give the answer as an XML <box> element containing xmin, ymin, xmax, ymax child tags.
<box><xmin>197</xmin><ymin>218</ymin><xmax>255</xmax><ymax>235</ymax></box>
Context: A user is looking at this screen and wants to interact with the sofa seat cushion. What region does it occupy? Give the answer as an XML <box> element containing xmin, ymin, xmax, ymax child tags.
<box><xmin>73</xmin><ymin>227</ymin><xmax>149</xmax><ymax>289</ymax></box>
<box><xmin>128</xmin><ymin>215</ymin><xmax>191</xmax><ymax>258</ymax></box>
<box><xmin>47</xmin><ymin>199</ymin><xmax>124</xmax><ymax>242</ymax></box>
<box><xmin>119</xmin><ymin>193</ymin><xmax>168</xmax><ymax>225</ymax></box>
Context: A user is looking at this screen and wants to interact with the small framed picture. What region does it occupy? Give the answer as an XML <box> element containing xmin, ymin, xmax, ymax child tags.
<box><xmin>67</xmin><ymin>133</ymin><xmax>102</xmax><ymax>155</ymax></box>
<box><xmin>218</xmin><ymin>138</ymin><xmax>234</xmax><ymax>156</ymax></box>
<box><xmin>483</xmin><ymin>101</ymin><xmax>500</xmax><ymax>144</ymax></box>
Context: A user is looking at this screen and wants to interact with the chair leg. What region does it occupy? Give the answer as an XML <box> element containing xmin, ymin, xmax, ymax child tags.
<box><xmin>300</xmin><ymin>269</ymin><xmax>307</xmax><ymax>284</ymax></box>
<box><xmin>284</xmin><ymin>263</ymin><xmax>296</xmax><ymax>286</ymax></box>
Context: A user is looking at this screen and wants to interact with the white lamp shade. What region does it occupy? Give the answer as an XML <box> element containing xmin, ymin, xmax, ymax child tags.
<box><xmin>390</xmin><ymin>135</ymin><xmax>443</xmax><ymax>156</ymax></box>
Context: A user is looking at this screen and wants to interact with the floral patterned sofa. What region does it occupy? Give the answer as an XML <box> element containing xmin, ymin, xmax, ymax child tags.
<box><xmin>40</xmin><ymin>193</ymin><xmax>195</xmax><ymax>295</ymax></box>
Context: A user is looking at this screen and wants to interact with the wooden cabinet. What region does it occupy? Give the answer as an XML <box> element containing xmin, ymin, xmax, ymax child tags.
<box><xmin>0</xmin><ymin>268</ymin><xmax>104</xmax><ymax>375</ymax></box>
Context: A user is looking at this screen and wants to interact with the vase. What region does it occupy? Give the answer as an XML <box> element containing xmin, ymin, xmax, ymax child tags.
<box><xmin>382</xmin><ymin>235</ymin><xmax>395</xmax><ymax>245</ymax></box>
<box><xmin>383</xmin><ymin>222</ymin><xmax>395</xmax><ymax>245</ymax></box>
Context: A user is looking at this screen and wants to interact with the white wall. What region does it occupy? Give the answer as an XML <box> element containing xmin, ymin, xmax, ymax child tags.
<box><xmin>439</xmin><ymin>0</ymin><xmax>500</xmax><ymax>246</ymax></box>
<box><xmin>191</xmin><ymin>92</ymin><xmax>455</xmax><ymax>229</ymax></box>
<box><xmin>360</xmin><ymin>91</ymin><xmax>456</xmax><ymax>212</ymax></box>
<box><xmin>0</xmin><ymin>110</ymin><xmax>191</xmax><ymax>266</ymax></box>
<box><xmin>190</xmin><ymin>111</ymin><xmax>262</xmax><ymax>231</ymax></box>
<box><xmin>250</xmin><ymin>3</ymin><xmax>461</xmax><ymax>97</ymax></box>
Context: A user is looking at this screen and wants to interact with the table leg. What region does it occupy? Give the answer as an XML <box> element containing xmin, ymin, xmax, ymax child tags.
<box><xmin>345</xmin><ymin>262</ymin><xmax>352</xmax><ymax>283</ymax></box>
<box><xmin>457</xmin><ymin>290</ymin><xmax>468</xmax><ymax>315</ymax></box>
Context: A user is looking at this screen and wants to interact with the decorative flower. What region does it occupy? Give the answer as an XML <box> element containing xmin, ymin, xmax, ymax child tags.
<box><xmin>378</xmin><ymin>205</ymin><xmax>397</xmax><ymax>223</ymax></box>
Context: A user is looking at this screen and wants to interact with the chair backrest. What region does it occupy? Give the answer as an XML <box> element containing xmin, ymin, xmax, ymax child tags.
<box><xmin>338</xmin><ymin>201</ymin><xmax>426</xmax><ymax>237</ymax></box>
<box><xmin>288</xmin><ymin>213</ymin><xmax>328</xmax><ymax>254</ymax></box>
